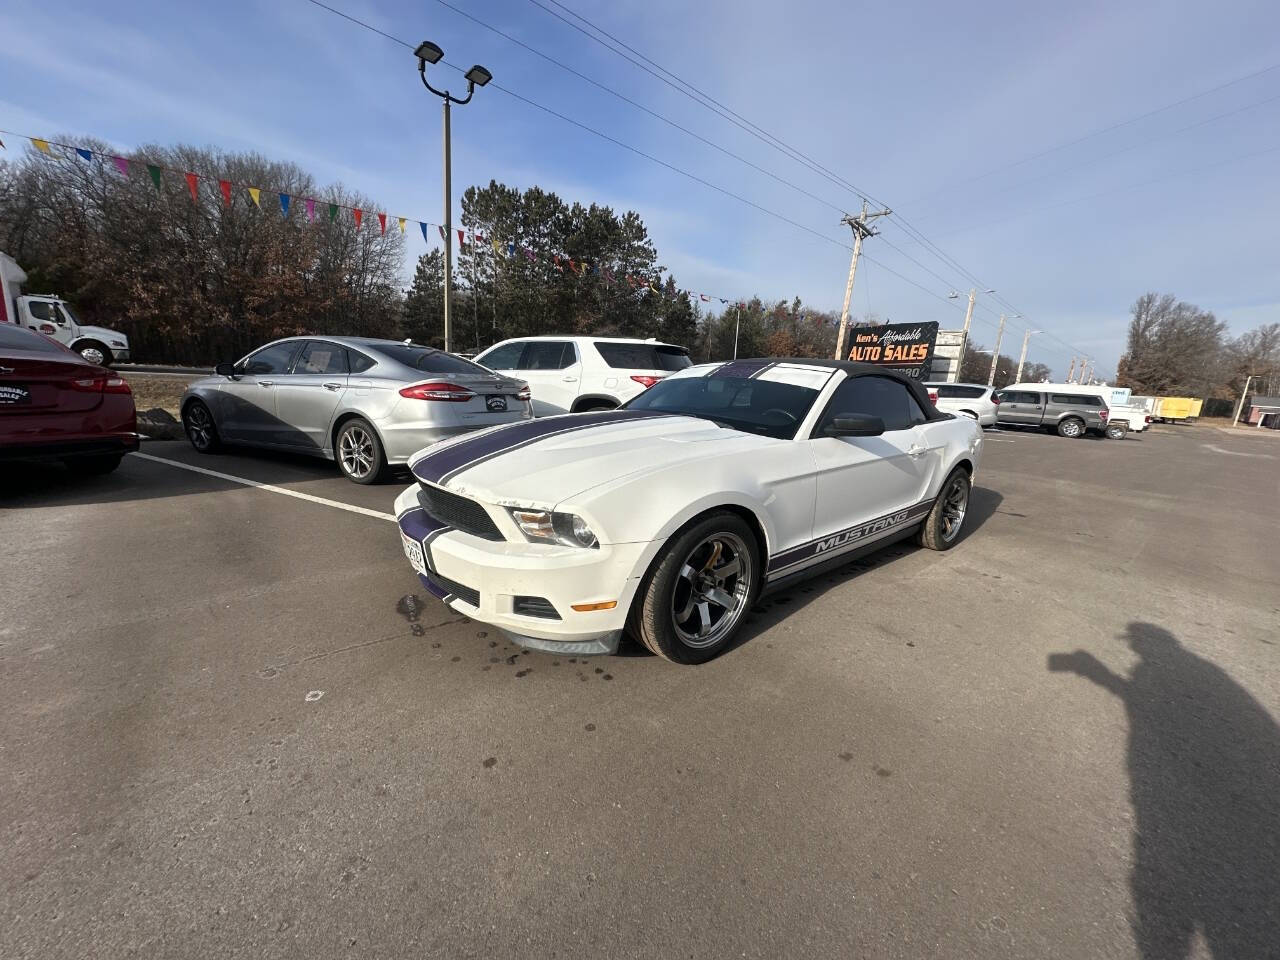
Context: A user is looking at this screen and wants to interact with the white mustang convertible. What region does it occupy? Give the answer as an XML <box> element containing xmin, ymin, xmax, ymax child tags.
<box><xmin>395</xmin><ymin>359</ymin><xmax>984</xmax><ymax>663</ymax></box>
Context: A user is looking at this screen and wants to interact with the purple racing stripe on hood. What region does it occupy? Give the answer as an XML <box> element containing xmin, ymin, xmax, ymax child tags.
<box><xmin>410</xmin><ymin>409</ymin><xmax>674</xmax><ymax>486</ymax></box>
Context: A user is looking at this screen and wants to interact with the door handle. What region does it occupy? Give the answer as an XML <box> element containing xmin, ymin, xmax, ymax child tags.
<box><xmin>323</xmin><ymin>382</ymin><xmax>342</xmax><ymax>391</ymax></box>
<box><xmin>561</xmin><ymin>376</ymin><xmax>578</xmax><ymax>382</ymax></box>
<box><xmin>258</xmin><ymin>380</ymin><xmax>275</xmax><ymax>387</ymax></box>
<box><xmin>908</xmin><ymin>445</ymin><xmax>927</xmax><ymax>458</ymax></box>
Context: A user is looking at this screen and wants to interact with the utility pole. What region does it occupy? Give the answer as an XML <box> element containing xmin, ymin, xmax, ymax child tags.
<box><xmin>950</xmin><ymin>289</ymin><xmax>977</xmax><ymax>383</ymax></box>
<box><xmin>1014</xmin><ymin>329</ymin><xmax>1039</xmax><ymax>384</ymax></box>
<box><xmin>834</xmin><ymin>200</ymin><xmax>892</xmax><ymax>360</ymax></box>
<box><xmin>1079</xmin><ymin>360</ymin><xmax>1092</xmax><ymax>384</ymax></box>
<box><xmin>733</xmin><ymin>304</ymin><xmax>741</xmax><ymax>360</ymax></box>
<box><xmin>442</xmin><ymin>98</ymin><xmax>453</xmax><ymax>353</ymax></box>
<box><xmin>987</xmin><ymin>314</ymin><xmax>1007</xmax><ymax>386</ymax></box>
<box><xmin>1067</xmin><ymin>356</ymin><xmax>1077</xmax><ymax>382</ymax></box>
<box><xmin>1231</xmin><ymin>374</ymin><xmax>1255</xmax><ymax>428</ymax></box>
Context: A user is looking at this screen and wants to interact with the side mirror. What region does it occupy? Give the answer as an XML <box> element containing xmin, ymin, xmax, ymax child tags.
<box><xmin>824</xmin><ymin>414</ymin><xmax>885</xmax><ymax>437</ymax></box>
<box><xmin>214</xmin><ymin>362</ymin><xmax>239</xmax><ymax>379</ymax></box>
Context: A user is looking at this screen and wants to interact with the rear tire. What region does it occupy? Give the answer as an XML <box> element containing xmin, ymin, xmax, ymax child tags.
<box><xmin>1105</xmin><ymin>422</ymin><xmax>1127</xmax><ymax>440</ymax></box>
<box><xmin>183</xmin><ymin>399</ymin><xmax>222</xmax><ymax>453</ymax></box>
<box><xmin>65</xmin><ymin>453</ymin><xmax>122</xmax><ymax>476</ymax></box>
<box><xmin>918</xmin><ymin>469</ymin><xmax>970</xmax><ymax>551</ymax></box>
<box><xmin>1057</xmin><ymin>417</ymin><xmax>1085</xmax><ymax>438</ymax></box>
<box><xmin>628</xmin><ymin>511</ymin><xmax>759</xmax><ymax>664</ymax></box>
<box><xmin>335</xmin><ymin>417</ymin><xmax>386</xmax><ymax>484</ymax></box>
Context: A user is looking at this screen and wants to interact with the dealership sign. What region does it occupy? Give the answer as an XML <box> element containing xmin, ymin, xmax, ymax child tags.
<box><xmin>847</xmin><ymin>322</ymin><xmax>939</xmax><ymax>380</ymax></box>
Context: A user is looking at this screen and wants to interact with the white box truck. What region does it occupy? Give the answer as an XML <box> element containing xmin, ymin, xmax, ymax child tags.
<box><xmin>1</xmin><ymin>252</ymin><xmax>131</xmax><ymax>366</ymax></box>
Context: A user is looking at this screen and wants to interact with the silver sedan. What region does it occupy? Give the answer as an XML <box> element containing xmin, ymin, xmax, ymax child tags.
<box><xmin>180</xmin><ymin>336</ymin><xmax>532</xmax><ymax>483</ymax></box>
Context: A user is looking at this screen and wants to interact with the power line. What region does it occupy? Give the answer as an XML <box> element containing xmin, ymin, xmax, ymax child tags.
<box><xmin>303</xmin><ymin>0</ymin><xmax>1089</xmax><ymax>361</ymax></box>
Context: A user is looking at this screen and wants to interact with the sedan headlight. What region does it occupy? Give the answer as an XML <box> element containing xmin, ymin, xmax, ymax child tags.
<box><xmin>509</xmin><ymin>508</ymin><xmax>599</xmax><ymax>548</ymax></box>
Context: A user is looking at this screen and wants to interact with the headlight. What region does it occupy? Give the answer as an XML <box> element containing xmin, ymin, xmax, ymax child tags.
<box><xmin>111</xmin><ymin>339</ymin><xmax>127</xmax><ymax>347</ymax></box>
<box><xmin>509</xmin><ymin>508</ymin><xmax>599</xmax><ymax>548</ymax></box>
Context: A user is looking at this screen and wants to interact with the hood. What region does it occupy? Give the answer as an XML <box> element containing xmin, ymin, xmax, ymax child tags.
<box><xmin>411</xmin><ymin>409</ymin><xmax>768</xmax><ymax>507</ymax></box>
<box><xmin>78</xmin><ymin>324</ymin><xmax>128</xmax><ymax>345</ymax></box>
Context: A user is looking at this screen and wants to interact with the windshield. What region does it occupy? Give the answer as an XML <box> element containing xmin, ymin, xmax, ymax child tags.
<box><xmin>373</xmin><ymin>343</ymin><xmax>496</xmax><ymax>375</ymax></box>
<box><xmin>626</xmin><ymin>366</ymin><xmax>824</xmax><ymax>439</ymax></box>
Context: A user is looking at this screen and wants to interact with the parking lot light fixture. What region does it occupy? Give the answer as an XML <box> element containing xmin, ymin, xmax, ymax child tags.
<box><xmin>416</xmin><ymin>40</ymin><xmax>492</xmax><ymax>354</ymax></box>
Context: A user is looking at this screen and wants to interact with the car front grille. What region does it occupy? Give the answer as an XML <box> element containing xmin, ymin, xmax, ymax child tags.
<box><xmin>417</xmin><ymin>484</ymin><xmax>504</xmax><ymax>541</ymax></box>
<box><xmin>426</xmin><ymin>571</ymin><xmax>480</xmax><ymax>608</ymax></box>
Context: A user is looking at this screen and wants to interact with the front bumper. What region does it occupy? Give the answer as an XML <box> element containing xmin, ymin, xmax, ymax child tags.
<box><xmin>394</xmin><ymin>484</ymin><xmax>647</xmax><ymax>655</ymax></box>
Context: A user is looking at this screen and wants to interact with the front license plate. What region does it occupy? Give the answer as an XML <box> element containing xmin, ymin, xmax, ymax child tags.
<box><xmin>401</xmin><ymin>532</ymin><xmax>427</xmax><ymax>576</ymax></box>
<box><xmin>485</xmin><ymin>395</ymin><xmax>507</xmax><ymax>412</ymax></box>
<box><xmin>0</xmin><ymin>384</ymin><xmax>31</xmax><ymax>405</ymax></box>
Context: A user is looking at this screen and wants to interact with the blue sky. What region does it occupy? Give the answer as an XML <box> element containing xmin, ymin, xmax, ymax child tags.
<box><xmin>2</xmin><ymin>0</ymin><xmax>1277</xmax><ymax>378</ymax></box>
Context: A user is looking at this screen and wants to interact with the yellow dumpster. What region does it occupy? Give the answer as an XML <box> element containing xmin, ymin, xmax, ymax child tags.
<box><xmin>1152</xmin><ymin>397</ymin><xmax>1197</xmax><ymax>422</ymax></box>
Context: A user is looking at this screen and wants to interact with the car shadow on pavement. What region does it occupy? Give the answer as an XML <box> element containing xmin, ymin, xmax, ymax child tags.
<box><xmin>616</xmin><ymin>485</ymin><xmax>1004</xmax><ymax>659</ymax></box>
<box><xmin>1048</xmin><ymin>622</ymin><xmax>1280</xmax><ymax>959</ymax></box>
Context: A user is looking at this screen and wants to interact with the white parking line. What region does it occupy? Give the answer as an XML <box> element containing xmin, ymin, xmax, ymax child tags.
<box><xmin>130</xmin><ymin>452</ymin><xmax>397</xmax><ymax>522</ymax></box>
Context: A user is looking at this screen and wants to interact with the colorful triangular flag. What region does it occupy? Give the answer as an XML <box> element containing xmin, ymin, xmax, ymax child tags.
<box><xmin>457</xmin><ymin>229</ymin><xmax>466</xmax><ymax>249</ymax></box>
<box><xmin>31</xmin><ymin>138</ymin><xmax>51</xmax><ymax>155</ymax></box>
<box><xmin>305</xmin><ymin>198</ymin><xmax>315</xmax><ymax>221</ymax></box>
<box><xmin>377</xmin><ymin>212</ymin><xmax>386</xmax><ymax>235</ymax></box>
<box><xmin>75</xmin><ymin>148</ymin><xmax>92</xmax><ymax>162</ymax></box>
<box><xmin>353</xmin><ymin>208</ymin><xmax>363</xmax><ymax>230</ymax></box>
<box><xmin>185</xmin><ymin>172</ymin><xmax>199</xmax><ymax>202</ymax></box>
<box><xmin>147</xmin><ymin>164</ymin><xmax>163</xmax><ymax>190</ymax></box>
<box><xmin>437</xmin><ymin>225</ymin><xmax>446</xmax><ymax>243</ymax></box>
<box><xmin>247</xmin><ymin>187</ymin><xmax>261</xmax><ymax>208</ymax></box>
<box><xmin>328</xmin><ymin>203</ymin><xmax>338</xmax><ymax>222</ymax></box>
<box><xmin>219</xmin><ymin>180</ymin><xmax>231</xmax><ymax>206</ymax></box>
<box><xmin>279</xmin><ymin>193</ymin><xmax>290</xmax><ymax>217</ymax></box>
<box><xmin>420</xmin><ymin>222</ymin><xmax>429</xmax><ymax>242</ymax></box>
<box><xmin>397</xmin><ymin>216</ymin><xmax>406</xmax><ymax>234</ymax></box>
<box><xmin>113</xmin><ymin>156</ymin><xmax>129</xmax><ymax>176</ymax></box>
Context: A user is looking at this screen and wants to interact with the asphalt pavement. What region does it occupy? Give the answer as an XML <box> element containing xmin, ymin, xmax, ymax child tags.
<box><xmin>2</xmin><ymin>424</ymin><xmax>1278</xmax><ymax>959</ymax></box>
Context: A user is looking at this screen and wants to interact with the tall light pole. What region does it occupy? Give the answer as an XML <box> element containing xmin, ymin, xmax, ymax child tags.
<box><xmin>416</xmin><ymin>41</ymin><xmax>492</xmax><ymax>354</ymax></box>
<box><xmin>1066</xmin><ymin>356</ymin><xmax>1077</xmax><ymax>382</ymax></box>
<box><xmin>1232</xmin><ymin>374</ymin><xmax>1256</xmax><ymax>427</ymax></box>
<box><xmin>1014</xmin><ymin>329</ymin><xmax>1040</xmax><ymax>384</ymax></box>
<box><xmin>733</xmin><ymin>303</ymin><xmax>741</xmax><ymax>359</ymax></box>
<box><xmin>947</xmin><ymin>287</ymin><xmax>994</xmax><ymax>382</ymax></box>
<box><xmin>834</xmin><ymin>200</ymin><xmax>892</xmax><ymax>360</ymax></box>
<box><xmin>987</xmin><ymin>315</ymin><xmax>1007</xmax><ymax>386</ymax></box>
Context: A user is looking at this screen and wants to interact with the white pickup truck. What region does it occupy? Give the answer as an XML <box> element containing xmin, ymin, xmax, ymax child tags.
<box><xmin>1</xmin><ymin>252</ymin><xmax>131</xmax><ymax>366</ymax></box>
<box><xmin>1103</xmin><ymin>402</ymin><xmax>1151</xmax><ymax>438</ymax></box>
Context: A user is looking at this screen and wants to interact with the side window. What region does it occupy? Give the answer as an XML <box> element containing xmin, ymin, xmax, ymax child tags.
<box><xmin>477</xmin><ymin>341</ymin><xmax>525</xmax><ymax>370</ymax></box>
<box><xmin>1051</xmin><ymin>393</ymin><xmax>1099</xmax><ymax>406</ymax></box>
<box><xmin>240</xmin><ymin>341</ymin><xmax>299</xmax><ymax>376</ymax></box>
<box><xmin>1003</xmin><ymin>391</ymin><xmax>1041</xmax><ymax>405</ymax></box>
<box><xmin>27</xmin><ymin>301</ymin><xmax>55</xmax><ymax>323</ymax></box>
<box><xmin>934</xmin><ymin>385</ymin><xmax>959</xmax><ymax>399</ymax></box>
<box><xmin>520</xmin><ymin>341</ymin><xmax>572</xmax><ymax>370</ymax></box>
<box><xmin>818</xmin><ymin>375</ymin><xmax>917</xmax><ymax>433</ymax></box>
<box><xmin>295</xmin><ymin>341</ymin><xmax>349</xmax><ymax>375</ymax></box>
<box><xmin>906</xmin><ymin>391</ymin><xmax>928</xmax><ymax>426</ymax></box>
<box><xmin>348</xmin><ymin>349</ymin><xmax>376</xmax><ymax>374</ymax></box>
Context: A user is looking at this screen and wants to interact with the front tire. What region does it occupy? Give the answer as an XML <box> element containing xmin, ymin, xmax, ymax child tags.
<box><xmin>1057</xmin><ymin>417</ymin><xmax>1085</xmax><ymax>438</ymax></box>
<box><xmin>918</xmin><ymin>469</ymin><xmax>971</xmax><ymax>551</ymax></box>
<box><xmin>335</xmin><ymin>417</ymin><xmax>386</xmax><ymax>484</ymax></box>
<box><xmin>75</xmin><ymin>342</ymin><xmax>112</xmax><ymax>367</ymax></box>
<box><xmin>1105</xmin><ymin>422</ymin><xmax>1127</xmax><ymax>440</ymax></box>
<box><xmin>183</xmin><ymin>399</ymin><xmax>222</xmax><ymax>453</ymax></box>
<box><xmin>629</xmin><ymin>511</ymin><xmax>759</xmax><ymax>664</ymax></box>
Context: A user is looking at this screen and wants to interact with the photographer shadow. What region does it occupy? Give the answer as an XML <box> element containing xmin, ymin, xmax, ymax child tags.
<box><xmin>1049</xmin><ymin>623</ymin><xmax>1280</xmax><ymax>958</ymax></box>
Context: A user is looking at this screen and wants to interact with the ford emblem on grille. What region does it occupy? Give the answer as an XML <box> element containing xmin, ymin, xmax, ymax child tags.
<box><xmin>486</xmin><ymin>395</ymin><xmax>507</xmax><ymax>412</ymax></box>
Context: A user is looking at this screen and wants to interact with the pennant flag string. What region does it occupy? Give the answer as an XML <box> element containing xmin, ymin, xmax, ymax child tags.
<box><xmin>4</xmin><ymin>127</ymin><xmax>753</xmax><ymax>310</ymax></box>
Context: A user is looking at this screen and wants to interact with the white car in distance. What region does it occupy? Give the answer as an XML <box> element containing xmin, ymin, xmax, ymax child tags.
<box><xmin>923</xmin><ymin>381</ymin><xmax>1000</xmax><ymax>427</ymax></box>
<box><xmin>473</xmin><ymin>336</ymin><xmax>691</xmax><ymax>416</ymax></box>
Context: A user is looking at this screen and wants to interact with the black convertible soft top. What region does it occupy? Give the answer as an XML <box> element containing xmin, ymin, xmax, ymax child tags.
<box><xmin>734</xmin><ymin>357</ymin><xmax>949</xmax><ymax>422</ymax></box>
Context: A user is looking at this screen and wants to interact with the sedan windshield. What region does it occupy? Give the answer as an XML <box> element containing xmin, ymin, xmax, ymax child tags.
<box><xmin>626</xmin><ymin>368</ymin><xmax>822</xmax><ymax>439</ymax></box>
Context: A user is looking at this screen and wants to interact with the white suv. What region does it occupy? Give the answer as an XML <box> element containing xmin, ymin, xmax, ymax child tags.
<box><xmin>473</xmin><ymin>336</ymin><xmax>692</xmax><ymax>416</ymax></box>
<box><xmin>923</xmin><ymin>382</ymin><xmax>1000</xmax><ymax>427</ymax></box>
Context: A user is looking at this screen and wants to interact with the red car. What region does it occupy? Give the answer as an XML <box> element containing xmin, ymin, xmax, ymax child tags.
<box><xmin>0</xmin><ymin>323</ymin><xmax>138</xmax><ymax>475</ymax></box>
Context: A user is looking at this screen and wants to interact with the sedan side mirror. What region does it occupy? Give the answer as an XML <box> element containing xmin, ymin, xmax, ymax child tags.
<box><xmin>824</xmin><ymin>414</ymin><xmax>885</xmax><ymax>437</ymax></box>
<box><xmin>214</xmin><ymin>362</ymin><xmax>239</xmax><ymax>379</ymax></box>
